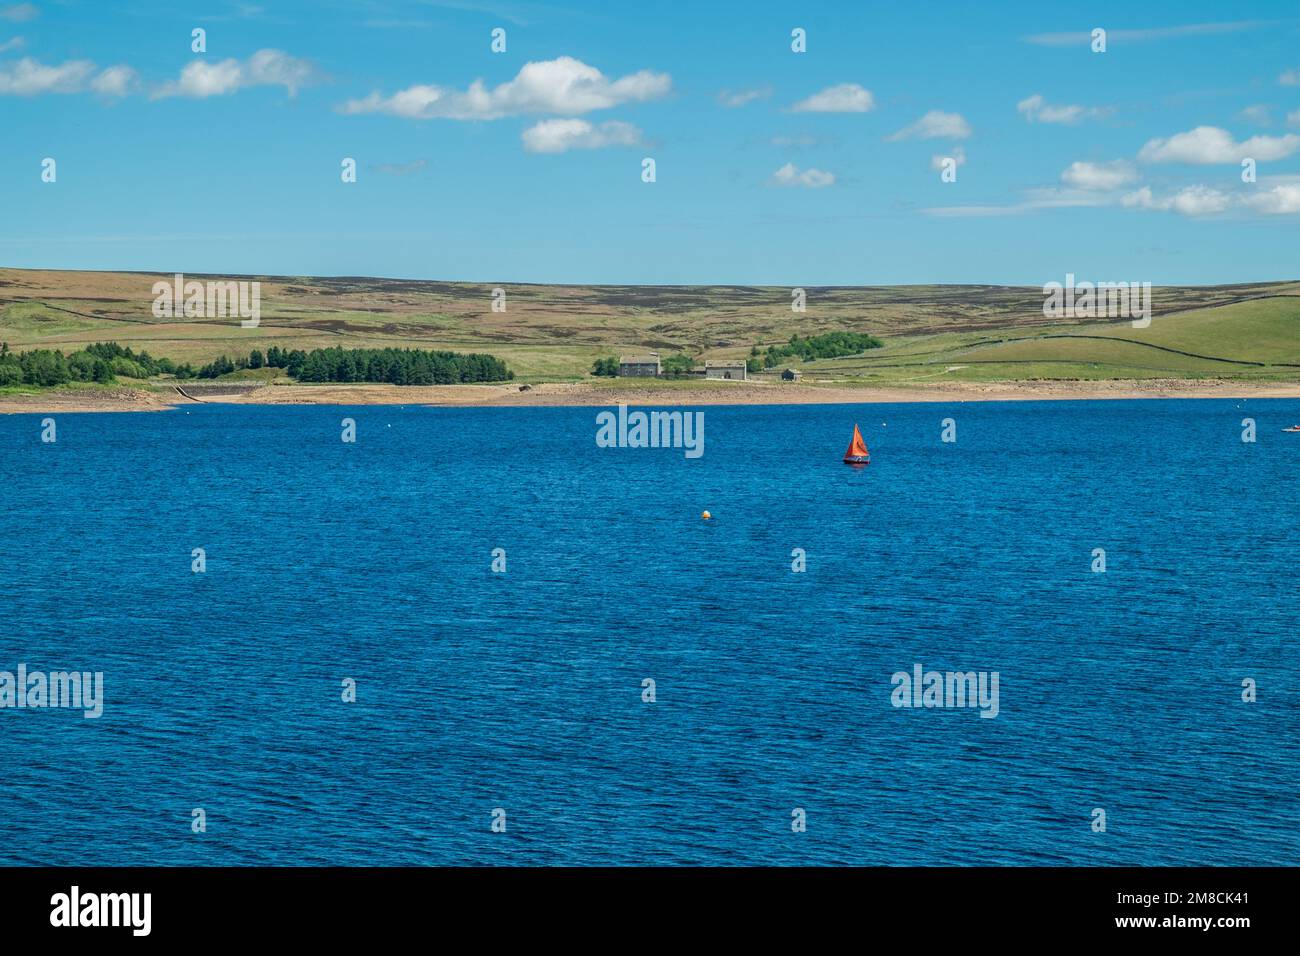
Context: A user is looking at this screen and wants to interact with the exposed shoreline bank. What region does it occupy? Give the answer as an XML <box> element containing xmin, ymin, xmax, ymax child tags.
<box><xmin>3</xmin><ymin>378</ymin><xmax>1299</xmax><ymax>414</ymax></box>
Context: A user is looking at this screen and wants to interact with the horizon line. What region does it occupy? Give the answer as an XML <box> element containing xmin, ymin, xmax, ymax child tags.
<box><xmin>2</xmin><ymin>264</ymin><xmax>1297</xmax><ymax>291</ymax></box>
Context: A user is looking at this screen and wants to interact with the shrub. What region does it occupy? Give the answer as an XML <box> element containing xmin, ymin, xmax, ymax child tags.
<box><xmin>110</xmin><ymin>357</ymin><xmax>147</xmax><ymax>378</ymax></box>
<box><xmin>660</xmin><ymin>353</ymin><xmax>696</xmax><ymax>377</ymax></box>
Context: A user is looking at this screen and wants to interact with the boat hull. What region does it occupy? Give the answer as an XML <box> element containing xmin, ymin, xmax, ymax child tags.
<box><xmin>843</xmin><ymin>455</ymin><xmax>870</xmax><ymax>465</ymax></box>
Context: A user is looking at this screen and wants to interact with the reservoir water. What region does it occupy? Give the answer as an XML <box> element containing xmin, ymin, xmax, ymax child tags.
<box><xmin>0</xmin><ymin>399</ymin><xmax>1296</xmax><ymax>865</ymax></box>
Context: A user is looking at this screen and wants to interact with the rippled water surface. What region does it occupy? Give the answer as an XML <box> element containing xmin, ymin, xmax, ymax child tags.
<box><xmin>1</xmin><ymin>399</ymin><xmax>1296</xmax><ymax>865</ymax></box>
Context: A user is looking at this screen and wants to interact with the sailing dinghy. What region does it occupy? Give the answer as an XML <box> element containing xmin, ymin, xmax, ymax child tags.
<box><xmin>843</xmin><ymin>424</ymin><xmax>870</xmax><ymax>465</ymax></box>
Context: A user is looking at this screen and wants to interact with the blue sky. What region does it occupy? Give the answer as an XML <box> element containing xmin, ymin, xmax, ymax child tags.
<box><xmin>2</xmin><ymin>0</ymin><xmax>1299</xmax><ymax>285</ymax></box>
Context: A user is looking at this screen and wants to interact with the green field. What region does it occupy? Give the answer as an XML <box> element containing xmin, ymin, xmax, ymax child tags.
<box><xmin>802</xmin><ymin>295</ymin><xmax>1300</xmax><ymax>384</ymax></box>
<box><xmin>1</xmin><ymin>268</ymin><xmax>1296</xmax><ymax>384</ymax></box>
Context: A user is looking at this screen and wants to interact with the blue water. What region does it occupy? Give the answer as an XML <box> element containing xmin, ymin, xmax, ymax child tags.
<box><xmin>0</xmin><ymin>399</ymin><xmax>1296</xmax><ymax>866</ymax></box>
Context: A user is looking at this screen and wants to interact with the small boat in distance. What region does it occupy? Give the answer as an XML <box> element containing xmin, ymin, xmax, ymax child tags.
<box><xmin>843</xmin><ymin>424</ymin><xmax>870</xmax><ymax>465</ymax></box>
<box><xmin>1284</xmin><ymin>425</ymin><xmax>1300</xmax><ymax>433</ymax></box>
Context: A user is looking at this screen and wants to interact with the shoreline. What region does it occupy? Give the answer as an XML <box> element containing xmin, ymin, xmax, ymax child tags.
<box><xmin>3</xmin><ymin>379</ymin><xmax>1300</xmax><ymax>414</ymax></box>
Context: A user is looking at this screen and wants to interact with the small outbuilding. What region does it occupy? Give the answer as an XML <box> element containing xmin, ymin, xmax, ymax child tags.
<box><xmin>782</xmin><ymin>368</ymin><xmax>802</xmax><ymax>382</ymax></box>
<box><xmin>704</xmin><ymin>361</ymin><xmax>747</xmax><ymax>381</ymax></box>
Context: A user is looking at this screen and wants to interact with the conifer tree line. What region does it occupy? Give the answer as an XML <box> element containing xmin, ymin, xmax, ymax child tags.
<box><xmin>0</xmin><ymin>341</ymin><xmax>512</xmax><ymax>387</ymax></box>
<box><xmin>239</xmin><ymin>346</ymin><xmax>512</xmax><ymax>384</ymax></box>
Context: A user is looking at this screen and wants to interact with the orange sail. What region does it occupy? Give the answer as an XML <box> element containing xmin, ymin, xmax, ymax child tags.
<box><xmin>843</xmin><ymin>424</ymin><xmax>870</xmax><ymax>464</ymax></box>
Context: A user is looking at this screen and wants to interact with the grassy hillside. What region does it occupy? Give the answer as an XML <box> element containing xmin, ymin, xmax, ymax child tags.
<box><xmin>1</xmin><ymin>267</ymin><xmax>1296</xmax><ymax>383</ymax></box>
<box><xmin>806</xmin><ymin>295</ymin><xmax>1300</xmax><ymax>384</ymax></box>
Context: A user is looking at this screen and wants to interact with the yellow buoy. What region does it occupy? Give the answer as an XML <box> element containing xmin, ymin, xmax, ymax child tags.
<box><xmin>701</xmin><ymin>510</ymin><xmax>712</xmax><ymax>520</ymax></box>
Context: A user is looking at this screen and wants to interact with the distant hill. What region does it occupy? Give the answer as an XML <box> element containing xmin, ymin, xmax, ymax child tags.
<box><xmin>1</xmin><ymin>268</ymin><xmax>1296</xmax><ymax>383</ymax></box>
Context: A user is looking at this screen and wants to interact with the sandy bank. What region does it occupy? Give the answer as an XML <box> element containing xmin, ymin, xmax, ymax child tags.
<box><xmin>3</xmin><ymin>378</ymin><xmax>1298</xmax><ymax>414</ymax></box>
<box><xmin>0</xmin><ymin>387</ymin><xmax>179</xmax><ymax>414</ymax></box>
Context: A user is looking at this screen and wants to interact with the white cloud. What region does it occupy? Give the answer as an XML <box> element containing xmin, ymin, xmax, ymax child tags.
<box><xmin>160</xmin><ymin>58</ymin><xmax>241</xmax><ymax>98</ymax></box>
<box><xmin>1026</xmin><ymin>21</ymin><xmax>1272</xmax><ymax>46</ymax></box>
<box><xmin>0</xmin><ymin>36</ymin><xmax>23</xmax><ymax>52</ymax></box>
<box><xmin>90</xmin><ymin>64</ymin><xmax>138</xmax><ymax>97</ymax></box>
<box><xmin>1239</xmin><ymin>104</ymin><xmax>1272</xmax><ymax>126</ymax></box>
<box><xmin>887</xmin><ymin>110</ymin><xmax>971</xmax><ymax>141</ymax></box>
<box><xmin>1016</xmin><ymin>93</ymin><xmax>1111</xmax><ymax>124</ymax></box>
<box><xmin>1121</xmin><ymin>184</ymin><xmax>1233</xmax><ymax>215</ymax></box>
<box><xmin>0</xmin><ymin>56</ymin><xmax>138</xmax><ymax>97</ymax></box>
<box><xmin>0</xmin><ymin>4</ymin><xmax>37</xmax><ymax>22</ymax></box>
<box><xmin>153</xmin><ymin>49</ymin><xmax>319</xmax><ymax>98</ymax></box>
<box><xmin>1138</xmin><ymin>125</ymin><xmax>1300</xmax><ymax>163</ymax></box>
<box><xmin>1243</xmin><ymin>183</ymin><xmax>1300</xmax><ymax>214</ymax></box>
<box><xmin>929</xmin><ymin>146</ymin><xmax>966</xmax><ymax>170</ymax></box>
<box><xmin>717</xmin><ymin>86</ymin><xmax>770</xmax><ymax>108</ymax></box>
<box><xmin>1279</xmin><ymin>68</ymin><xmax>1300</xmax><ymax>86</ymax></box>
<box><xmin>521</xmin><ymin>118</ymin><xmax>642</xmax><ymax>153</ymax></box>
<box><xmin>338</xmin><ymin>56</ymin><xmax>670</xmax><ymax>120</ymax></box>
<box><xmin>770</xmin><ymin>162</ymin><xmax>835</xmax><ymax>188</ymax></box>
<box><xmin>923</xmin><ymin>205</ymin><xmax>1029</xmax><ymax>218</ymax></box>
<box><xmin>0</xmin><ymin>57</ymin><xmax>94</xmax><ymax>94</ymax></box>
<box><xmin>1021</xmin><ymin>187</ymin><xmax>1116</xmax><ymax>209</ymax></box>
<box><xmin>245</xmin><ymin>48</ymin><xmax>315</xmax><ymax>93</ymax></box>
<box><xmin>1289</xmin><ymin>110</ymin><xmax>1300</xmax><ymax>129</ymax></box>
<box><xmin>931</xmin><ymin>175</ymin><xmax>1300</xmax><ymax>219</ymax></box>
<box><xmin>923</xmin><ymin>187</ymin><xmax>1111</xmax><ymax>217</ymax></box>
<box><xmin>1061</xmin><ymin>160</ymin><xmax>1137</xmax><ymax>190</ymax></box>
<box><xmin>789</xmin><ymin>83</ymin><xmax>873</xmax><ymax>113</ymax></box>
<box><xmin>0</xmin><ymin>56</ymin><xmax>141</xmax><ymax>98</ymax></box>
<box><xmin>374</xmin><ymin>159</ymin><xmax>428</xmax><ymax>176</ymax></box>
<box><xmin>1120</xmin><ymin>187</ymin><xmax>1154</xmax><ymax>207</ymax></box>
